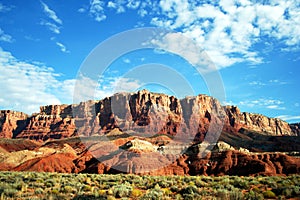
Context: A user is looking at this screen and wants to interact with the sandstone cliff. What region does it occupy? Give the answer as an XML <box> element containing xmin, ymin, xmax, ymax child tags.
<box><xmin>290</xmin><ymin>123</ymin><xmax>300</xmax><ymax>136</ymax></box>
<box><xmin>0</xmin><ymin>136</ymin><xmax>298</xmax><ymax>176</ymax></box>
<box><xmin>0</xmin><ymin>90</ymin><xmax>298</xmax><ymax>140</ymax></box>
<box><xmin>225</xmin><ymin>106</ymin><xmax>293</xmax><ymax>136</ymax></box>
<box><xmin>0</xmin><ymin>110</ymin><xmax>28</xmax><ymax>138</ymax></box>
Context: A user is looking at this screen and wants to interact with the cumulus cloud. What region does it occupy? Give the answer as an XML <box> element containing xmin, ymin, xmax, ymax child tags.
<box><xmin>151</xmin><ymin>32</ymin><xmax>216</xmax><ymax>73</ymax></box>
<box><xmin>0</xmin><ymin>48</ymin><xmax>62</xmax><ymax>114</ymax></box>
<box><xmin>151</xmin><ymin>0</ymin><xmax>300</xmax><ymax>68</ymax></box>
<box><xmin>0</xmin><ymin>47</ymin><xmax>144</xmax><ymax>113</ymax></box>
<box><xmin>0</xmin><ymin>28</ymin><xmax>13</xmax><ymax>43</ymax></box>
<box><xmin>89</xmin><ymin>0</ymin><xmax>107</xmax><ymax>22</ymax></box>
<box><xmin>72</xmin><ymin>75</ymin><xmax>143</xmax><ymax>103</ymax></box>
<box><xmin>80</xmin><ymin>0</ymin><xmax>300</xmax><ymax>67</ymax></box>
<box><xmin>86</xmin><ymin>0</ymin><xmax>158</xmax><ymax>21</ymax></box>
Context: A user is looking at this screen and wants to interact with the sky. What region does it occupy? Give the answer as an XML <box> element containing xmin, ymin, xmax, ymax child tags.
<box><xmin>0</xmin><ymin>0</ymin><xmax>299</xmax><ymax>123</ymax></box>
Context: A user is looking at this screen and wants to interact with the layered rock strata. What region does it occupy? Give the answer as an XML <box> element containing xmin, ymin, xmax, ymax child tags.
<box><xmin>0</xmin><ymin>90</ymin><xmax>297</xmax><ymax>140</ymax></box>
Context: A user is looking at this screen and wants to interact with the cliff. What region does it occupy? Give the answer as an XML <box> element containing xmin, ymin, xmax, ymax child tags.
<box><xmin>225</xmin><ymin>106</ymin><xmax>293</xmax><ymax>136</ymax></box>
<box><xmin>0</xmin><ymin>136</ymin><xmax>298</xmax><ymax>176</ymax></box>
<box><xmin>290</xmin><ymin>123</ymin><xmax>300</xmax><ymax>136</ymax></box>
<box><xmin>0</xmin><ymin>90</ymin><xmax>298</xmax><ymax>140</ymax></box>
<box><xmin>0</xmin><ymin>110</ymin><xmax>28</xmax><ymax>138</ymax></box>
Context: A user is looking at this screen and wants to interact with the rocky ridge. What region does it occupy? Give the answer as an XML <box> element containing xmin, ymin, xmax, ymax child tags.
<box><xmin>0</xmin><ymin>136</ymin><xmax>298</xmax><ymax>176</ymax></box>
<box><xmin>0</xmin><ymin>90</ymin><xmax>298</xmax><ymax>140</ymax></box>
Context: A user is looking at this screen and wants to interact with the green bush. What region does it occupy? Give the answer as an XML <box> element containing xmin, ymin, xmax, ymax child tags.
<box><xmin>263</xmin><ymin>190</ymin><xmax>276</xmax><ymax>199</ymax></box>
<box><xmin>34</xmin><ymin>188</ymin><xmax>44</xmax><ymax>195</ymax></box>
<box><xmin>113</xmin><ymin>184</ymin><xmax>132</xmax><ymax>198</ymax></box>
<box><xmin>244</xmin><ymin>190</ymin><xmax>264</xmax><ymax>200</ymax></box>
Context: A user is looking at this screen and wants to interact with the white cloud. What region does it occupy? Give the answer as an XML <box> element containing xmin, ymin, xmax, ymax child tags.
<box><xmin>40</xmin><ymin>21</ymin><xmax>60</xmax><ymax>34</ymax></box>
<box><xmin>40</xmin><ymin>2</ymin><xmax>62</xmax><ymax>34</ymax></box>
<box><xmin>89</xmin><ymin>0</ymin><xmax>107</xmax><ymax>22</ymax></box>
<box><xmin>276</xmin><ymin>115</ymin><xmax>300</xmax><ymax>122</ymax></box>
<box><xmin>0</xmin><ymin>3</ymin><xmax>11</xmax><ymax>12</ymax></box>
<box><xmin>239</xmin><ymin>98</ymin><xmax>285</xmax><ymax>110</ymax></box>
<box><xmin>0</xmin><ymin>28</ymin><xmax>13</xmax><ymax>43</ymax></box>
<box><xmin>249</xmin><ymin>79</ymin><xmax>288</xmax><ymax>86</ymax></box>
<box><xmin>123</xmin><ymin>58</ymin><xmax>131</xmax><ymax>63</ymax></box>
<box><xmin>150</xmin><ymin>0</ymin><xmax>300</xmax><ymax>68</ymax></box>
<box><xmin>151</xmin><ymin>32</ymin><xmax>216</xmax><ymax>72</ymax></box>
<box><xmin>249</xmin><ymin>81</ymin><xmax>266</xmax><ymax>86</ymax></box>
<box><xmin>107</xmin><ymin>1</ymin><xmax>125</xmax><ymax>13</ymax></box>
<box><xmin>40</xmin><ymin>1</ymin><xmax>62</xmax><ymax>25</ymax></box>
<box><xmin>0</xmin><ymin>47</ymin><xmax>143</xmax><ymax>113</ymax></box>
<box><xmin>0</xmin><ymin>48</ymin><xmax>62</xmax><ymax>114</ymax></box>
<box><xmin>78</xmin><ymin>8</ymin><xmax>86</xmax><ymax>13</ymax></box>
<box><xmin>72</xmin><ymin>75</ymin><xmax>143</xmax><ymax>103</ymax></box>
<box><xmin>55</xmin><ymin>42</ymin><xmax>70</xmax><ymax>53</ymax></box>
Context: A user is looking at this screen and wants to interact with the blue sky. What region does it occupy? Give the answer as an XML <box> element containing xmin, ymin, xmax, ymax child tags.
<box><xmin>0</xmin><ymin>0</ymin><xmax>299</xmax><ymax>123</ymax></box>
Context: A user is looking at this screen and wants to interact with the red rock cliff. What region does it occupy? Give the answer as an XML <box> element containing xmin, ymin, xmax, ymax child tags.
<box><xmin>1</xmin><ymin>90</ymin><xmax>298</xmax><ymax>140</ymax></box>
<box><xmin>0</xmin><ymin>110</ymin><xmax>28</xmax><ymax>138</ymax></box>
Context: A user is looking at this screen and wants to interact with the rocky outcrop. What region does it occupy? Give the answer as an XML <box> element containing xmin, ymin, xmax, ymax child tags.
<box><xmin>0</xmin><ymin>90</ymin><xmax>298</xmax><ymax>140</ymax></box>
<box><xmin>188</xmin><ymin>150</ymin><xmax>300</xmax><ymax>176</ymax></box>
<box><xmin>225</xmin><ymin>106</ymin><xmax>294</xmax><ymax>135</ymax></box>
<box><xmin>16</xmin><ymin>106</ymin><xmax>76</xmax><ymax>140</ymax></box>
<box><xmin>0</xmin><ymin>110</ymin><xmax>28</xmax><ymax>138</ymax></box>
<box><xmin>0</xmin><ymin>136</ymin><xmax>298</xmax><ymax>176</ymax></box>
<box><xmin>290</xmin><ymin>123</ymin><xmax>300</xmax><ymax>136</ymax></box>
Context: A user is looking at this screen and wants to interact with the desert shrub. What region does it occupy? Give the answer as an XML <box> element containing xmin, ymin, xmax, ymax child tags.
<box><xmin>62</xmin><ymin>185</ymin><xmax>75</xmax><ymax>193</ymax></box>
<box><xmin>140</xmin><ymin>188</ymin><xmax>164</xmax><ymax>200</ymax></box>
<box><xmin>244</xmin><ymin>190</ymin><xmax>264</xmax><ymax>200</ymax></box>
<box><xmin>263</xmin><ymin>190</ymin><xmax>276</xmax><ymax>199</ymax></box>
<box><xmin>82</xmin><ymin>185</ymin><xmax>93</xmax><ymax>192</ymax></box>
<box><xmin>195</xmin><ymin>178</ymin><xmax>208</xmax><ymax>187</ymax></box>
<box><xmin>170</xmin><ymin>185</ymin><xmax>181</xmax><ymax>193</ymax></box>
<box><xmin>51</xmin><ymin>189</ymin><xmax>60</xmax><ymax>195</ymax></box>
<box><xmin>131</xmin><ymin>188</ymin><xmax>143</xmax><ymax>197</ymax></box>
<box><xmin>282</xmin><ymin>186</ymin><xmax>300</xmax><ymax>198</ymax></box>
<box><xmin>45</xmin><ymin>178</ymin><xmax>56</xmax><ymax>187</ymax></box>
<box><xmin>229</xmin><ymin>188</ymin><xmax>244</xmax><ymax>200</ymax></box>
<box><xmin>34</xmin><ymin>188</ymin><xmax>44</xmax><ymax>195</ymax></box>
<box><xmin>2</xmin><ymin>188</ymin><xmax>18</xmax><ymax>198</ymax></box>
<box><xmin>113</xmin><ymin>184</ymin><xmax>132</xmax><ymax>198</ymax></box>
<box><xmin>180</xmin><ymin>185</ymin><xmax>199</xmax><ymax>197</ymax></box>
<box><xmin>162</xmin><ymin>188</ymin><xmax>172</xmax><ymax>196</ymax></box>
<box><xmin>232</xmin><ymin>178</ymin><xmax>249</xmax><ymax>189</ymax></box>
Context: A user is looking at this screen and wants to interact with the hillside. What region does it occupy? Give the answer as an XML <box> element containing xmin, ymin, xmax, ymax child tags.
<box><xmin>0</xmin><ymin>90</ymin><xmax>299</xmax><ymax>176</ymax></box>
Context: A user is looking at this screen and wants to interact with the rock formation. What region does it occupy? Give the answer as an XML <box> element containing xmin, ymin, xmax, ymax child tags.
<box><xmin>290</xmin><ymin>123</ymin><xmax>300</xmax><ymax>136</ymax></box>
<box><xmin>225</xmin><ymin>106</ymin><xmax>293</xmax><ymax>135</ymax></box>
<box><xmin>0</xmin><ymin>90</ymin><xmax>298</xmax><ymax>140</ymax></box>
<box><xmin>0</xmin><ymin>110</ymin><xmax>28</xmax><ymax>138</ymax></box>
<box><xmin>0</xmin><ymin>136</ymin><xmax>298</xmax><ymax>176</ymax></box>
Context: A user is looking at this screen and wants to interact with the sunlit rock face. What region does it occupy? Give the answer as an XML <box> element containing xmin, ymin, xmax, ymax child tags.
<box><xmin>0</xmin><ymin>110</ymin><xmax>28</xmax><ymax>138</ymax></box>
<box><xmin>224</xmin><ymin>105</ymin><xmax>294</xmax><ymax>136</ymax></box>
<box><xmin>0</xmin><ymin>90</ymin><xmax>297</xmax><ymax>140</ymax></box>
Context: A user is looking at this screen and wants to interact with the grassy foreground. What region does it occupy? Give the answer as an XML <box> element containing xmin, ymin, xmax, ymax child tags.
<box><xmin>0</xmin><ymin>171</ymin><xmax>299</xmax><ymax>200</ymax></box>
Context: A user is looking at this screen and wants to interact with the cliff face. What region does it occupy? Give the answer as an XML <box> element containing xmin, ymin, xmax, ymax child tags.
<box><xmin>0</xmin><ymin>90</ymin><xmax>297</xmax><ymax>140</ymax></box>
<box><xmin>225</xmin><ymin>106</ymin><xmax>293</xmax><ymax>136</ymax></box>
<box><xmin>1</xmin><ymin>137</ymin><xmax>298</xmax><ymax>176</ymax></box>
<box><xmin>290</xmin><ymin>123</ymin><xmax>300</xmax><ymax>136</ymax></box>
<box><xmin>0</xmin><ymin>110</ymin><xmax>28</xmax><ymax>138</ymax></box>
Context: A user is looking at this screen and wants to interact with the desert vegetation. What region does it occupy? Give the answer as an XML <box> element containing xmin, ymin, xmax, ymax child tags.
<box><xmin>0</xmin><ymin>171</ymin><xmax>299</xmax><ymax>199</ymax></box>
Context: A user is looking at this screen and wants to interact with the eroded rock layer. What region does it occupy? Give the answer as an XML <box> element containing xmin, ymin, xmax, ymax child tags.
<box><xmin>0</xmin><ymin>90</ymin><xmax>298</xmax><ymax>140</ymax></box>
